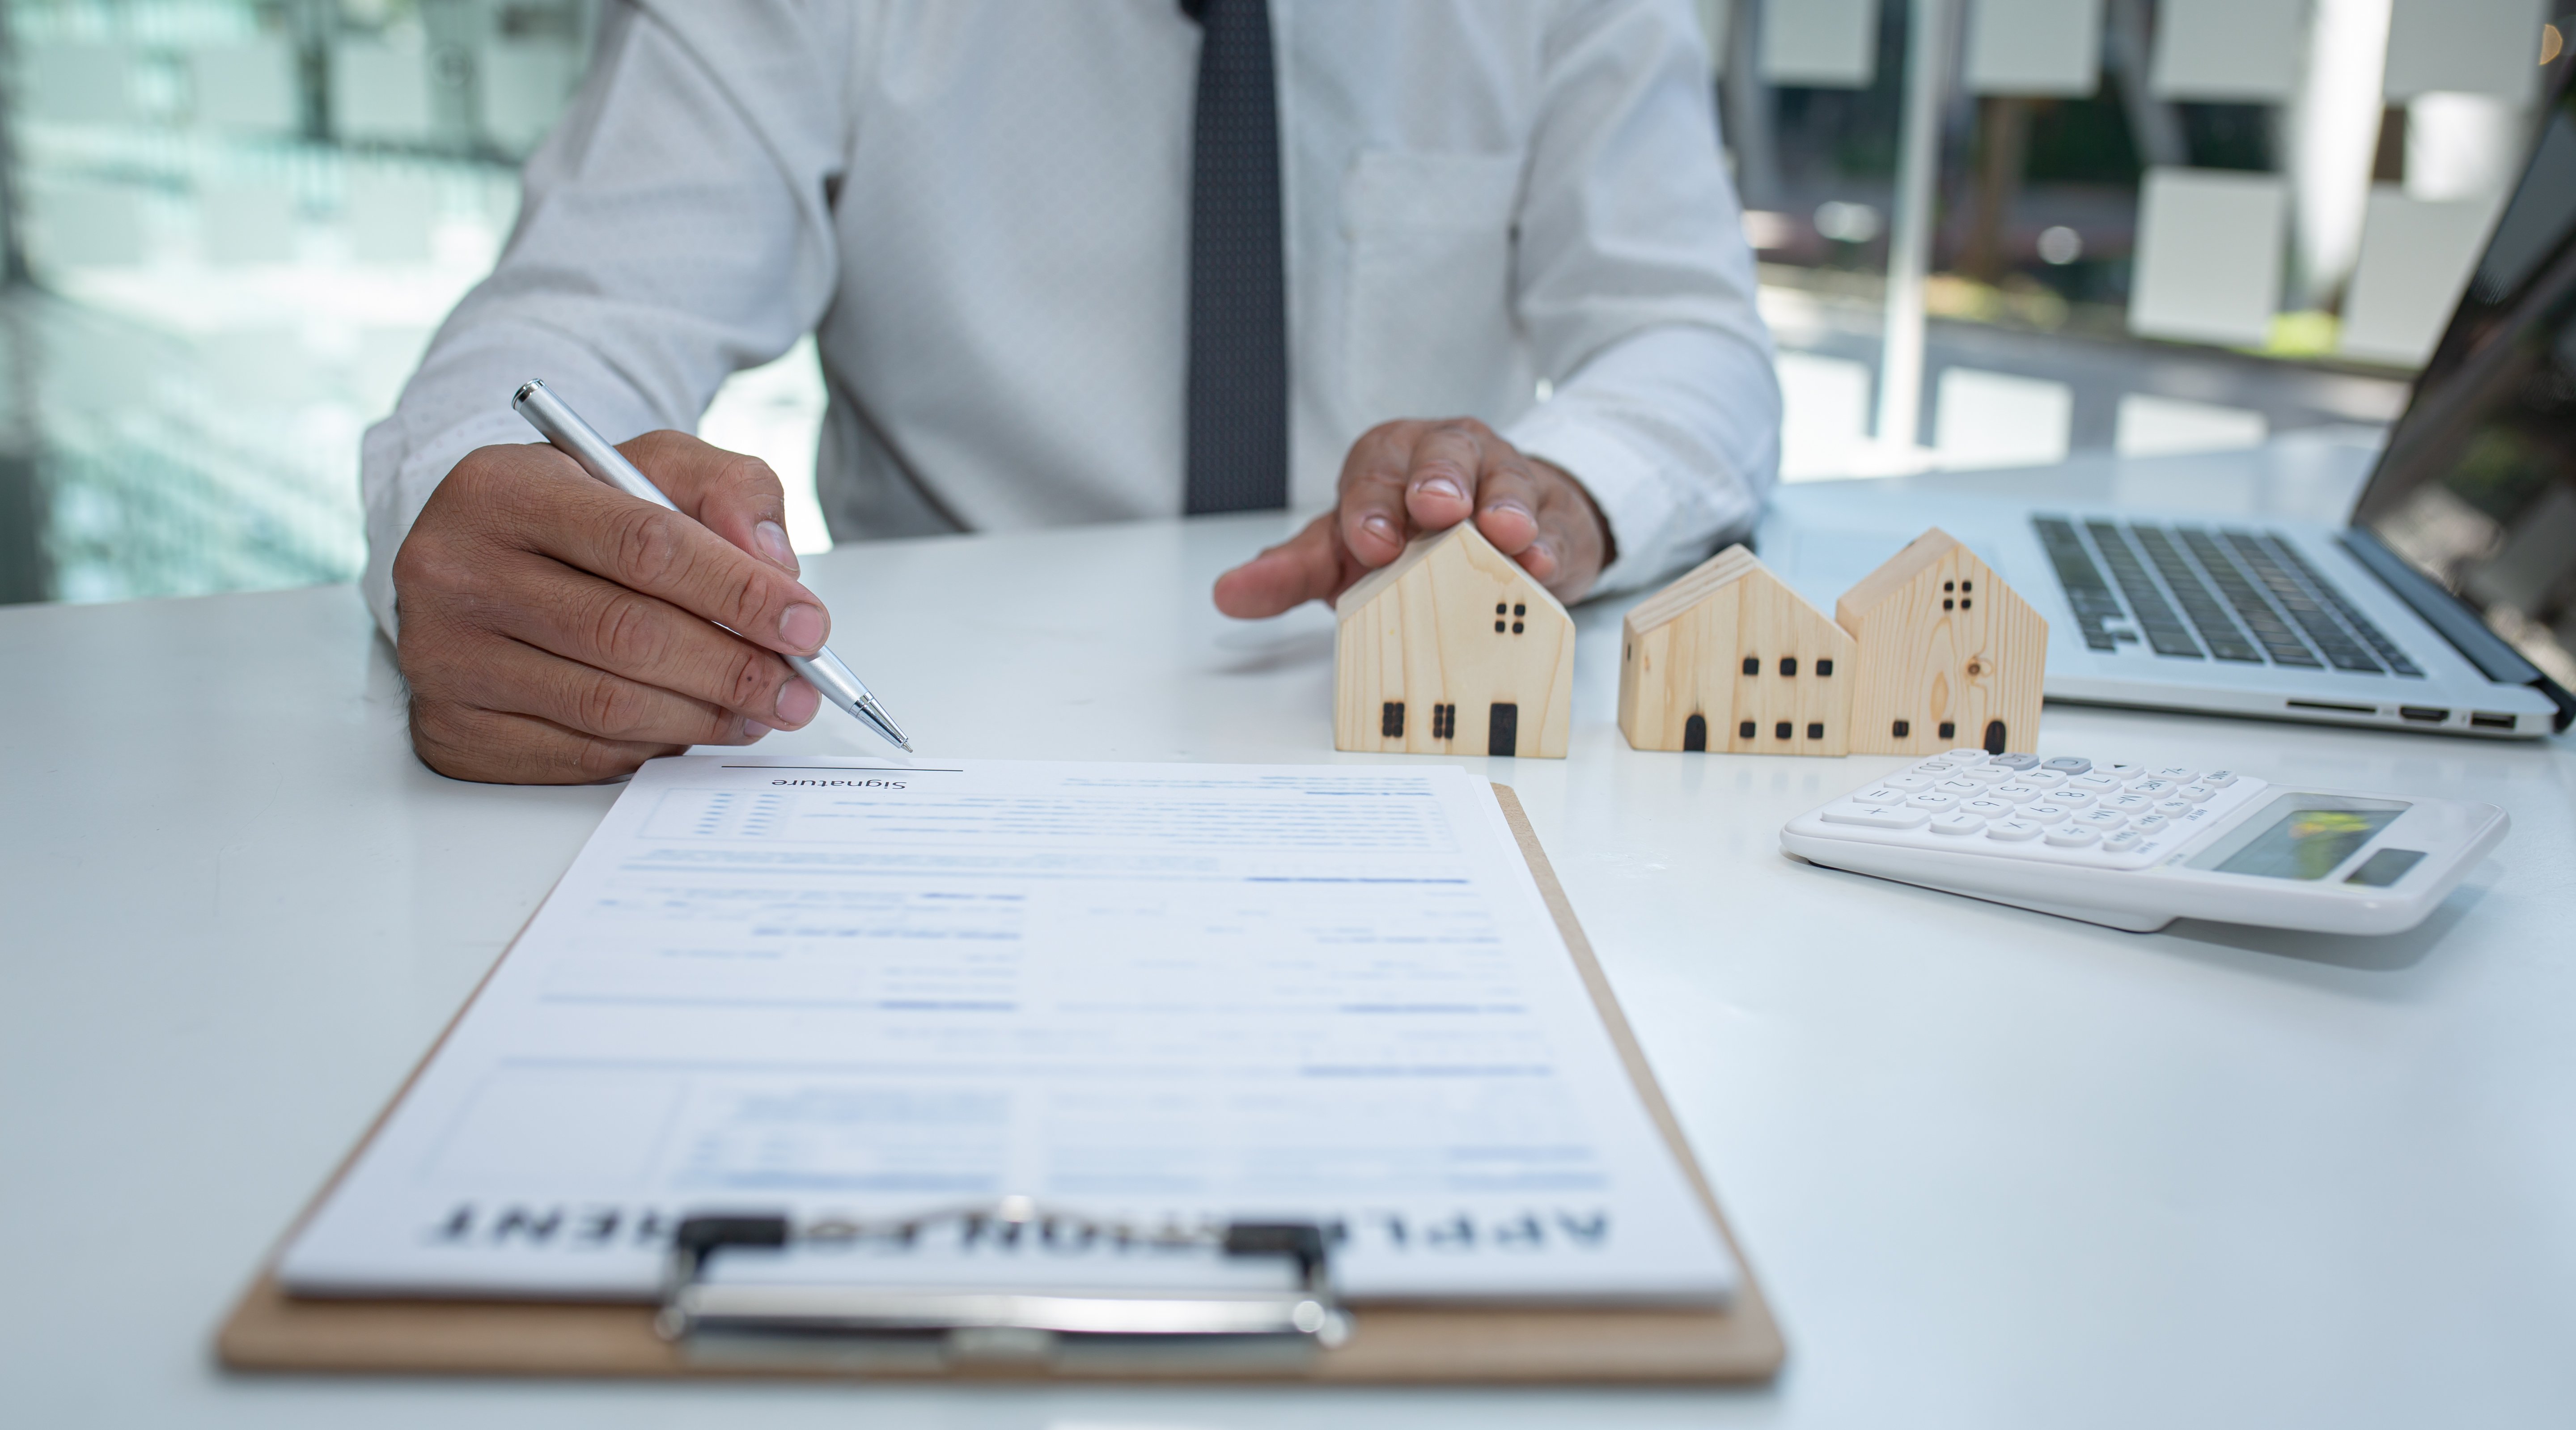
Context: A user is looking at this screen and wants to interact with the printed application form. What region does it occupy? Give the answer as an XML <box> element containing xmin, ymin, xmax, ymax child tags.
<box><xmin>282</xmin><ymin>757</ymin><xmax>1739</xmax><ymax>1304</ymax></box>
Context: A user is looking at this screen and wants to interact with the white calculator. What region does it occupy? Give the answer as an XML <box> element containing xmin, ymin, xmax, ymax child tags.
<box><xmin>1779</xmin><ymin>749</ymin><xmax>2508</xmax><ymax>934</ymax></box>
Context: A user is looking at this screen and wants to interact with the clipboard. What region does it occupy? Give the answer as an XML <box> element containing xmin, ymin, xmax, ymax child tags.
<box><xmin>217</xmin><ymin>785</ymin><xmax>1785</xmax><ymax>1383</ymax></box>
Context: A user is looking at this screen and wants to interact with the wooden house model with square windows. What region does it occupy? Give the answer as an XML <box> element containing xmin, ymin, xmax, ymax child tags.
<box><xmin>1334</xmin><ymin>523</ymin><xmax>1574</xmax><ymax>758</ymax></box>
<box><xmin>1617</xmin><ymin>544</ymin><xmax>1856</xmax><ymax>755</ymax></box>
<box><xmin>1835</xmin><ymin>527</ymin><xmax>2047</xmax><ymax>756</ymax></box>
<box><xmin>1617</xmin><ymin>528</ymin><xmax>2048</xmax><ymax>758</ymax></box>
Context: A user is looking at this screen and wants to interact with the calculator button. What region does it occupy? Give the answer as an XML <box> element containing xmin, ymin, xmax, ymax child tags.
<box><xmin>1906</xmin><ymin>792</ymin><xmax>1962</xmax><ymax>812</ymax></box>
<box><xmin>1985</xmin><ymin>818</ymin><xmax>2042</xmax><ymax>841</ymax></box>
<box><xmin>2202</xmin><ymin>770</ymin><xmax>2237</xmax><ymax>788</ymax></box>
<box><xmin>2074</xmin><ymin>808</ymin><xmax>2127</xmax><ymax>829</ymax></box>
<box><xmin>2019</xmin><ymin>770</ymin><xmax>2069</xmax><ymax>789</ymax></box>
<box><xmin>1945</xmin><ymin>747</ymin><xmax>1989</xmax><ymax>760</ymax></box>
<box><xmin>2047</xmin><ymin>790</ymin><xmax>2096</xmax><ymax>810</ymax></box>
<box><xmin>2175</xmin><ymin>783</ymin><xmax>2216</xmax><ymax>802</ymax></box>
<box><xmin>1959</xmin><ymin>798</ymin><xmax>2016</xmax><ymax>819</ymax></box>
<box><xmin>1851</xmin><ymin>786</ymin><xmax>1908</xmax><ymax>806</ymax></box>
<box><xmin>2044</xmin><ymin>825</ymin><xmax>2100</xmax><ymax>847</ymax></box>
<box><xmin>1824</xmin><ymin>804</ymin><xmax>1931</xmax><ymax>828</ymax></box>
<box><xmin>2131</xmin><ymin>813</ymin><xmax>2171</xmax><ymax>835</ymax></box>
<box><xmin>2152</xmin><ymin>798</ymin><xmax>2193</xmax><ymax>815</ymax></box>
<box><xmin>2099</xmin><ymin>762</ymin><xmax>2146</xmax><ymax>777</ymax></box>
<box><xmin>2100</xmin><ymin>830</ymin><xmax>2144</xmax><ymax>853</ymax></box>
<box><xmin>1987</xmin><ymin>753</ymin><xmax>2041</xmax><ymax>770</ymax></box>
<box><xmin>1929</xmin><ymin>813</ymin><xmax>1986</xmax><ymax>836</ymax></box>
<box><xmin>1885</xmin><ymin>773</ymin><xmax>1937</xmax><ymax>791</ymax></box>
<box><xmin>2103</xmin><ymin>792</ymin><xmax>2155</xmax><ymax>812</ymax></box>
<box><xmin>1987</xmin><ymin>783</ymin><xmax>2042</xmax><ymax>803</ymax></box>
<box><xmin>2068</xmin><ymin>773</ymin><xmax>2121</xmax><ymax>794</ymax></box>
<box><xmin>1934</xmin><ymin>778</ymin><xmax>1984</xmax><ymax>797</ymax></box>
<box><xmin>2128</xmin><ymin>778</ymin><xmax>2174</xmax><ymax>796</ymax></box>
<box><xmin>2022</xmin><ymin>803</ymin><xmax>2075</xmax><ymax>824</ymax></box>
<box><xmin>1910</xmin><ymin>760</ymin><xmax>1957</xmax><ymax>775</ymax></box>
<box><xmin>1954</xmin><ymin>765</ymin><xmax>2014</xmax><ymax>783</ymax></box>
<box><xmin>2041</xmin><ymin>756</ymin><xmax>2092</xmax><ymax>774</ymax></box>
<box><xmin>2149</xmin><ymin>766</ymin><xmax>2197</xmax><ymax>782</ymax></box>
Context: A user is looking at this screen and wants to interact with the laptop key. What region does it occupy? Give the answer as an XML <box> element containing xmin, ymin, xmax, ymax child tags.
<box><xmin>2178</xmin><ymin>528</ymin><xmax>2323</xmax><ymax>667</ymax></box>
<box><xmin>2222</xmin><ymin>531</ymin><xmax>2385</xmax><ymax>673</ymax></box>
<box><xmin>2085</xmin><ymin>521</ymin><xmax>2203</xmax><ymax>658</ymax></box>
<box><xmin>2262</xmin><ymin>535</ymin><xmax>2425</xmax><ymax>678</ymax></box>
<box><xmin>2034</xmin><ymin>516</ymin><xmax>2129</xmax><ymax>652</ymax></box>
<box><xmin>2127</xmin><ymin>524</ymin><xmax>2266</xmax><ymax>662</ymax></box>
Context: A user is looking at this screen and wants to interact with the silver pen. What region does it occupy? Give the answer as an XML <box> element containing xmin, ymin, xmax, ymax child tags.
<box><xmin>513</xmin><ymin>379</ymin><xmax>913</xmax><ymax>754</ymax></box>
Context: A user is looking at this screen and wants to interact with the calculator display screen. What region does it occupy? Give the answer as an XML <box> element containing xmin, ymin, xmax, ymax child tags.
<box><xmin>2190</xmin><ymin>794</ymin><xmax>2410</xmax><ymax>881</ymax></box>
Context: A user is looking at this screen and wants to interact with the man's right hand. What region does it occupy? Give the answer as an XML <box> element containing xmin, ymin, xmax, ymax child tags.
<box><xmin>391</xmin><ymin>430</ymin><xmax>828</xmax><ymax>784</ymax></box>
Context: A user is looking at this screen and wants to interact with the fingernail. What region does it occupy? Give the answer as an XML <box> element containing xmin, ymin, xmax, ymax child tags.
<box><xmin>1362</xmin><ymin>513</ymin><xmax>1398</xmax><ymax>543</ymax></box>
<box><xmin>743</xmin><ymin>719</ymin><xmax>772</xmax><ymax>738</ymax></box>
<box><xmin>1419</xmin><ymin>475</ymin><xmax>1468</xmax><ymax>502</ymax></box>
<box><xmin>754</xmin><ymin>520</ymin><xmax>797</xmax><ymax>572</ymax></box>
<box><xmin>775</xmin><ymin>679</ymin><xmax>820</xmax><ymax>726</ymax></box>
<box><xmin>1489</xmin><ymin>501</ymin><xmax>1533</xmax><ymax>523</ymax></box>
<box><xmin>1526</xmin><ymin>540</ymin><xmax>1555</xmax><ymax>570</ymax></box>
<box><xmin>780</xmin><ymin>603</ymin><xmax>826</xmax><ymax>651</ymax></box>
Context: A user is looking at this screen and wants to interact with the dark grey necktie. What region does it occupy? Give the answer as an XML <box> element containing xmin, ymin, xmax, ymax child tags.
<box><xmin>1182</xmin><ymin>0</ymin><xmax>1288</xmax><ymax>514</ymax></box>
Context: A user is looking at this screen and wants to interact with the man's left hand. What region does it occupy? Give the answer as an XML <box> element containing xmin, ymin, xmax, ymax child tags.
<box><xmin>1212</xmin><ymin>417</ymin><xmax>1614</xmax><ymax>619</ymax></box>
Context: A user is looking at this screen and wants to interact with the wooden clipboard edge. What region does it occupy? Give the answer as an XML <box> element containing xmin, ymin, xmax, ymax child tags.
<box><xmin>214</xmin><ymin>779</ymin><xmax>1784</xmax><ymax>1384</ymax></box>
<box><xmin>1481</xmin><ymin>782</ymin><xmax>1784</xmax><ymax>1374</ymax></box>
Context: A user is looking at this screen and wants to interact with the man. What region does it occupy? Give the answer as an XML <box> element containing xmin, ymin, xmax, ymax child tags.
<box><xmin>368</xmin><ymin>0</ymin><xmax>1779</xmax><ymax>783</ymax></box>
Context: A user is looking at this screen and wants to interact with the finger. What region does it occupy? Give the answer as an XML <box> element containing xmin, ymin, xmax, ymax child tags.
<box><xmin>409</xmin><ymin>698</ymin><xmax>688</xmax><ymax>786</ymax></box>
<box><xmin>620</xmin><ymin>429</ymin><xmax>799</xmax><ymax>575</ymax></box>
<box><xmin>1401</xmin><ymin>422</ymin><xmax>1484</xmax><ymax>534</ymax></box>
<box><xmin>1213</xmin><ymin>512</ymin><xmax>1369</xmax><ymax>618</ymax></box>
<box><xmin>1334</xmin><ymin>423</ymin><xmax>1420</xmax><ymax>567</ymax></box>
<box><xmin>1521</xmin><ymin>464</ymin><xmax>1610</xmax><ymax>598</ymax></box>
<box><xmin>470</xmin><ymin>551</ymin><xmax>822</xmax><ymax>728</ymax></box>
<box><xmin>522</xmin><ymin>475</ymin><xmax>831</xmax><ymax>659</ymax></box>
<box><xmin>1469</xmin><ymin>455</ymin><xmax>1546</xmax><ymax>557</ymax></box>
<box><xmin>425</xmin><ymin>629</ymin><xmax>775</xmax><ymax>748</ymax></box>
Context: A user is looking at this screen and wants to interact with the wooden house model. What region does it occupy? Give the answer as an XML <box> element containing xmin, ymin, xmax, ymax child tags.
<box><xmin>1334</xmin><ymin>523</ymin><xmax>1574</xmax><ymax>758</ymax></box>
<box><xmin>1837</xmin><ymin>527</ymin><xmax>2047</xmax><ymax>755</ymax></box>
<box><xmin>1617</xmin><ymin>545</ymin><xmax>1856</xmax><ymax>755</ymax></box>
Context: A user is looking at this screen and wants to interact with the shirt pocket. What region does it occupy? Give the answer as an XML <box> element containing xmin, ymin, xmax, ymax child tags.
<box><xmin>1341</xmin><ymin>149</ymin><xmax>1527</xmax><ymax>428</ymax></box>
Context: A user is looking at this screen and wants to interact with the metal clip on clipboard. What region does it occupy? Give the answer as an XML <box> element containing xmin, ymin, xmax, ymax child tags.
<box><xmin>658</xmin><ymin>1197</ymin><xmax>1350</xmax><ymax>1371</ymax></box>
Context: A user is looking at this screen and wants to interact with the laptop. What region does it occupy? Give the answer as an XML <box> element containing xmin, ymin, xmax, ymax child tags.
<box><xmin>1754</xmin><ymin>72</ymin><xmax>2576</xmax><ymax>741</ymax></box>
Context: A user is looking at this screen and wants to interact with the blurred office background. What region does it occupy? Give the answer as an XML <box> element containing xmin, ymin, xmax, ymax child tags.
<box><xmin>0</xmin><ymin>0</ymin><xmax>2560</xmax><ymax>607</ymax></box>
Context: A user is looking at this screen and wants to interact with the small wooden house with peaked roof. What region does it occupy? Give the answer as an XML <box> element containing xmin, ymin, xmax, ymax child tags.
<box><xmin>1334</xmin><ymin>523</ymin><xmax>1574</xmax><ymax>758</ymax></box>
<box><xmin>1618</xmin><ymin>544</ymin><xmax>1856</xmax><ymax>755</ymax></box>
<box><xmin>1837</xmin><ymin>527</ymin><xmax>2047</xmax><ymax>755</ymax></box>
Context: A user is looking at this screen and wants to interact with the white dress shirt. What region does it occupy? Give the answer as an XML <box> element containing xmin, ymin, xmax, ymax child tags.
<box><xmin>359</xmin><ymin>0</ymin><xmax>1779</xmax><ymax>637</ymax></box>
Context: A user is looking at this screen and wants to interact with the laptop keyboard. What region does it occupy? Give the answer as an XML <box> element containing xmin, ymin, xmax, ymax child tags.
<box><xmin>2033</xmin><ymin>517</ymin><xmax>2423</xmax><ymax>676</ymax></box>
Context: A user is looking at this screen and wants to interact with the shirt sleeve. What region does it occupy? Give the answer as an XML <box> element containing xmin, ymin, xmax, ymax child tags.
<box><xmin>1500</xmin><ymin>0</ymin><xmax>1780</xmax><ymax>598</ymax></box>
<box><xmin>357</xmin><ymin>0</ymin><xmax>849</xmax><ymax>641</ymax></box>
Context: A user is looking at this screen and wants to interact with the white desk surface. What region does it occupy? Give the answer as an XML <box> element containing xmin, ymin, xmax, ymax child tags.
<box><xmin>5</xmin><ymin>441</ymin><xmax>2572</xmax><ymax>1428</ymax></box>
